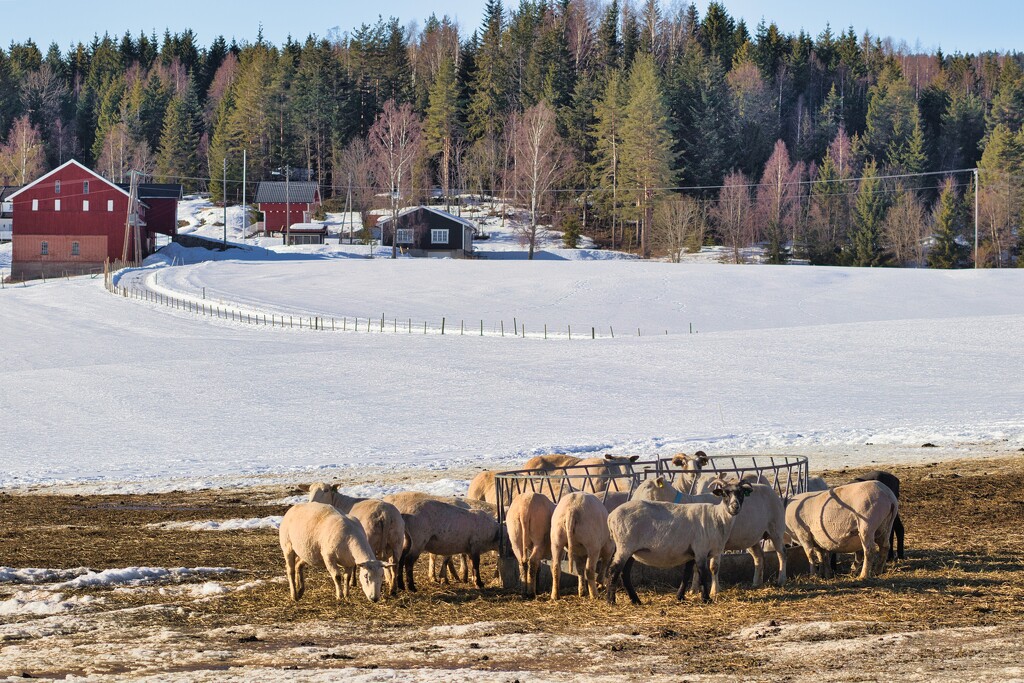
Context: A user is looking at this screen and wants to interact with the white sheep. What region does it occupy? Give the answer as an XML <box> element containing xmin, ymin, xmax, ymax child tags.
<box><xmin>574</xmin><ymin>454</ymin><xmax>641</xmax><ymax>492</ymax></box>
<box><xmin>300</xmin><ymin>483</ymin><xmax>405</xmax><ymax>596</ymax></box>
<box><xmin>278</xmin><ymin>502</ymin><xmax>387</xmax><ymax>603</ymax></box>
<box><xmin>786</xmin><ymin>480</ymin><xmax>898</xmax><ymax>580</ymax></box>
<box><xmin>549</xmin><ymin>492</ymin><xmax>614</xmax><ymax>600</ymax></box>
<box><xmin>606</xmin><ymin>478</ymin><xmax>754</xmax><ymax>604</ymax></box>
<box><xmin>632</xmin><ymin>475</ymin><xmax>787</xmax><ymax>592</ymax></box>
<box><xmin>506</xmin><ymin>491</ymin><xmax>556</xmax><ymax>598</ymax></box>
<box><xmin>522</xmin><ymin>454</ymin><xmax>583</xmax><ymax>471</ymax></box>
<box><xmin>385</xmin><ymin>496</ymin><xmax>501</xmax><ymax>592</ymax></box>
<box><xmin>466</xmin><ymin>470</ymin><xmax>499</xmax><ymax>505</ymax></box>
<box><xmin>671</xmin><ymin>451</ymin><xmax>713</xmax><ymax>493</ymax></box>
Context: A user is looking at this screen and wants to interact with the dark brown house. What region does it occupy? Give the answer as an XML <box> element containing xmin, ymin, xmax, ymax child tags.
<box><xmin>378</xmin><ymin>206</ymin><xmax>476</xmax><ymax>258</ymax></box>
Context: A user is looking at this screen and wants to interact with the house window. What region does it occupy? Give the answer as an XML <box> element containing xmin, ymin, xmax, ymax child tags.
<box><xmin>71</xmin><ymin>241</ymin><xmax>80</xmax><ymax>256</ymax></box>
<box><xmin>107</xmin><ymin>200</ymin><xmax>114</xmax><ymax>212</ymax></box>
<box><xmin>54</xmin><ymin>180</ymin><xmax>61</xmax><ymax>194</ymax></box>
<box><xmin>54</xmin><ymin>199</ymin><xmax>61</xmax><ymax>211</ymax></box>
<box><xmin>83</xmin><ymin>200</ymin><xmax>90</xmax><ymax>211</ymax></box>
<box><xmin>431</xmin><ymin>229</ymin><xmax>449</xmax><ymax>244</ymax></box>
<box><xmin>32</xmin><ymin>199</ymin><xmax>38</xmax><ymax>211</ymax></box>
<box><xmin>396</xmin><ymin>228</ymin><xmax>414</xmax><ymax>244</ymax></box>
<box><xmin>41</xmin><ymin>241</ymin><xmax>48</xmax><ymax>255</ymax></box>
<box><xmin>83</xmin><ymin>181</ymin><xmax>89</xmax><ymax>195</ymax></box>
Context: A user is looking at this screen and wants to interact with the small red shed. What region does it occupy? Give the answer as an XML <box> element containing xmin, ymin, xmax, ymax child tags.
<box><xmin>254</xmin><ymin>181</ymin><xmax>321</xmax><ymax>234</ymax></box>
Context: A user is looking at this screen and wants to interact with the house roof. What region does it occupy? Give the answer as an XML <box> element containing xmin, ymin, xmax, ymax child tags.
<box><xmin>254</xmin><ymin>181</ymin><xmax>319</xmax><ymax>204</ymax></box>
<box><xmin>283</xmin><ymin>222</ymin><xmax>327</xmax><ymax>233</ymax></box>
<box><xmin>376</xmin><ymin>205</ymin><xmax>477</xmax><ymax>230</ymax></box>
<box><xmin>0</xmin><ymin>186</ymin><xmax>22</xmax><ymax>202</ymax></box>
<box><xmin>117</xmin><ymin>183</ymin><xmax>184</xmax><ymax>199</ymax></box>
<box><xmin>5</xmin><ymin>159</ymin><xmax>131</xmax><ymax>201</ymax></box>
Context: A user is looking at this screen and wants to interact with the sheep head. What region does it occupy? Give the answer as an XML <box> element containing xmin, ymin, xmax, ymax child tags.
<box><xmin>357</xmin><ymin>560</ymin><xmax>385</xmax><ymax>603</ymax></box>
<box><xmin>710</xmin><ymin>478</ymin><xmax>754</xmax><ymax>516</ymax></box>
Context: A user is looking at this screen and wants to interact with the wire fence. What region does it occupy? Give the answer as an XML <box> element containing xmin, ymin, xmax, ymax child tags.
<box><xmin>103</xmin><ymin>260</ymin><xmax>699</xmax><ymax>339</ymax></box>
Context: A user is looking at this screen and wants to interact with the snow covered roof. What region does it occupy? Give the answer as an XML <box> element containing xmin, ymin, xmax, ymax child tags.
<box><xmin>283</xmin><ymin>222</ymin><xmax>327</xmax><ymax>233</ymax></box>
<box><xmin>376</xmin><ymin>205</ymin><xmax>477</xmax><ymax>230</ymax></box>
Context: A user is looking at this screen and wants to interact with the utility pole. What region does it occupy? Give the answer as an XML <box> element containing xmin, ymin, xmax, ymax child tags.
<box><xmin>345</xmin><ymin>172</ymin><xmax>353</xmax><ymax>245</ymax></box>
<box><xmin>222</xmin><ymin>157</ymin><xmax>228</xmax><ymax>246</ymax></box>
<box><xmin>241</xmin><ymin>149</ymin><xmax>247</xmax><ymax>244</ymax></box>
<box><xmin>285</xmin><ymin>164</ymin><xmax>290</xmax><ymax>246</ymax></box>
<box><xmin>974</xmin><ymin>167</ymin><xmax>980</xmax><ymax>269</ymax></box>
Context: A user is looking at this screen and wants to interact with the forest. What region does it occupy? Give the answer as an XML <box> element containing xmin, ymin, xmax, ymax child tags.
<box><xmin>1</xmin><ymin>0</ymin><xmax>1022</xmax><ymax>266</ymax></box>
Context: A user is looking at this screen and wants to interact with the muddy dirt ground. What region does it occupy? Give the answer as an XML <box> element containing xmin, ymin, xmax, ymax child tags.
<box><xmin>2</xmin><ymin>457</ymin><xmax>1023</xmax><ymax>681</ymax></box>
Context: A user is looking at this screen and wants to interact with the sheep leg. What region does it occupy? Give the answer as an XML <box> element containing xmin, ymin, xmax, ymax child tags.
<box><xmin>283</xmin><ymin>547</ymin><xmax>298</xmax><ymax>601</ymax></box>
<box><xmin>460</xmin><ymin>554</ymin><xmax>470</xmax><ymax>583</ymax></box>
<box><xmin>893</xmin><ymin>514</ymin><xmax>905</xmax><ymax>560</ymax></box>
<box><xmin>295</xmin><ymin>561</ymin><xmax>307</xmax><ymax>600</ymax></box>
<box><xmin>621</xmin><ymin>557</ymin><xmax>641</xmax><ymax>606</ymax></box>
<box><xmin>471</xmin><ymin>553</ymin><xmax>484</xmax><ymax>589</ymax></box>
<box><xmin>676</xmin><ymin>561</ymin><xmax>694</xmax><ymax>601</ymax></box>
<box><xmin>550</xmin><ymin>549</ymin><xmax>562</xmax><ymax>601</ymax></box>
<box><xmin>403</xmin><ymin>551</ymin><xmax>419</xmax><ymax>592</ymax></box>
<box><xmin>800</xmin><ymin>542</ymin><xmax>817</xmax><ymax>578</ymax></box>
<box><xmin>747</xmin><ymin>543</ymin><xmax>765</xmax><ymax>588</ymax></box>
<box><xmin>858</xmin><ymin>524</ymin><xmax>876</xmax><ymax>580</ymax></box>
<box><xmin>774</xmin><ymin>540</ymin><xmax>787</xmax><ymax>587</ymax></box>
<box><xmin>697</xmin><ymin>556</ymin><xmax>713</xmax><ymax>603</ymax></box>
<box><xmin>585</xmin><ymin>553</ymin><xmax>599</xmax><ymax>599</ymax></box>
<box><xmin>396</xmin><ymin>549</ymin><xmax>408</xmax><ymax>592</ymax></box>
<box><xmin>519</xmin><ymin>559</ymin><xmax>531</xmax><ymax>598</ymax></box>
<box><xmin>575</xmin><ymin>554</ymin><xmax>586</xmax><ymax>597</ymax></box>
<box><xmin>428</xmin><ymin>554</ymin><xmax>438</xmax><ymax>583</ymax></box>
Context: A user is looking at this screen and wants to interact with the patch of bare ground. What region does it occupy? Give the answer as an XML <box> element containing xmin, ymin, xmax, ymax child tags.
<box><xmin>1</xmin><ymin>456</ymin><xmax>1023</xmax><ymax>681</ymax></box>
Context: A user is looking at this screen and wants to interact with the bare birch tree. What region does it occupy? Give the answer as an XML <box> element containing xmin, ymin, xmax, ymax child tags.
<box><xmin>0</xmin><ymin>116</ymin><xmax>46</xmax><ymax>185</ymax></box>
<box><xmin>508</xmin><ymin>101</ymin><xmax>572</xmax><ymax>259</ymax></box>
<box><xmin>653</xmin><ymin>195</ymin><xmax>706</xmax><ymax>262</ymax></box>
<box><xmin>369</xmin><ymin>100</ymin><xmax>423</xmax><ymax>258</ymax></box>
<box><xmin>714</xmin><ymin>170</ymin><xmax>754</xmax><ymax>263</ymax></box>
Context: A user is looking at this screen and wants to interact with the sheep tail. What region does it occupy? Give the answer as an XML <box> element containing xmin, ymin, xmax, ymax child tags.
<box><xmin>565</xmin><ymin>518</ymin><xmax>577</xmax><ymax>575</ymax></box>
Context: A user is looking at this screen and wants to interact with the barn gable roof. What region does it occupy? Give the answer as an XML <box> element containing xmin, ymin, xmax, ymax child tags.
<box><xmin>376</xmin><ymin>205</ymin><xmax>477</xmax><ymax>230</ymax></box>
<box><xmin>6</xmin><ymin>159</ymin><xmax>131</xmax><ymax>201</ymax></box>
<box><xmin>254</xmin><ymin>181</ymin><xmax>319</xmax><ymax>204</ymax></box>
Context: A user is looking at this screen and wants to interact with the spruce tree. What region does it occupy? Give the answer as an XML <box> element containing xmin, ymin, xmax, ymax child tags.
<box><xmin>851</xmin><ymin>160</ymin><xmax>889</xmax><ymax>266</ymax></box>
<box><xmin>156</xmin><ymin>79</ymin><xmax>203</xmax><ymax>191</ymax></box>
<box><xmin>928</xmin><ymin>178</ymin><xmax>968</xmax><ymax>268</ymax></box>
<box><xmin>620</xmin><ymin>54</ymin><xmax>676</xmax><ymax>258</ymax></box>
<box><xmin>424</xmin><ymin>57</ymin><xmax>462</xmax><ymax>208</ymax></box>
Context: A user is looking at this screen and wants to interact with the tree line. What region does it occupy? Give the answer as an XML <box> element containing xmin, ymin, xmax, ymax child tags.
<box><xmin>0</xmin><ymin>1</ymin><xmax>1022</xmax><ymax>266</ymax></box>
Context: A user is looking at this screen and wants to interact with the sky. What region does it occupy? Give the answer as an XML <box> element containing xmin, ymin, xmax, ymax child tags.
<box><xmin>0</xmin><ymin>1</ymin><xmax>1021</xmax><ymax>56</ymax></box>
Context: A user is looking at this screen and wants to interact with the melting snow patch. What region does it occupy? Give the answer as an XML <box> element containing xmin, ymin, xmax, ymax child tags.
<box><xmin>150</xmin><ymin>516</ymin><xmax>283</xmax><ymax>532</ymax></box>
<box><xmin>51</xmin><ymin>567</ymin><xmax>238</xmax><ymax>589</ymax></box>
<box><xmin>0</xmin><ymin>590</ymin><xmax>101</xmax><ymax>616</ymax></box>
<box><xmin>0</xmin><ymin>567</ymin><xmax>93</xmax><ymax>584</ymax></box>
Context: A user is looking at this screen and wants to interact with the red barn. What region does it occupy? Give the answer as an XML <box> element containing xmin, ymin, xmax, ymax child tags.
<box><xmin>8</xmin><ymin>160</ymin><xmax>180</xmax><ymax>280</ymax></box>
<box><xmin>254</xmin><ymin>181</ymin><xmax>321</xmax><ymax>234</ymax></box>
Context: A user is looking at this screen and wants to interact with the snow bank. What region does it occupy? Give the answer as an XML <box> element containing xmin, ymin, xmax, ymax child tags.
<box><xmin>0</xmin><ymin>589</ymin><xmax>101</xmax><ymax>616</ymax></box>
<box><xmin>51</xmin><ymin>567</ymin><xmax>237</xmax><ymax>589</ymax></box>
<box><xmin>0</xmin><ymin>567</ymin><xmax>93</xmax><ymax>584</ymax></box>
<box><xmin>149</xmin><ymin>516</ymin><xmax>283</xmax><ymax>532</ymax></box>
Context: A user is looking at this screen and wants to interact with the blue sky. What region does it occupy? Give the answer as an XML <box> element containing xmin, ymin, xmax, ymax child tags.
<box><xmin>1</xmin><ymin>1</ymin><xmax>1021</xmax><ymax>55</ymax></box>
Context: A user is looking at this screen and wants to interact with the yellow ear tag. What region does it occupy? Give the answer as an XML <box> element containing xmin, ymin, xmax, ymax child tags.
<box><xmin>656</xmin><ymin>479</ymin><xmax>664</xmax><ymax>488</ymax></box>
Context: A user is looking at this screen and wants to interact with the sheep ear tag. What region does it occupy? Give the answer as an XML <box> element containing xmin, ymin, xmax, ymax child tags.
<box><xmin>656</xmin><ymin>479</ymin><xmax>664</xmax><ymax>488</ymax></box>
<box><xmin>743</xmin><ymin>489</ymin><xmax>752</xmax><ymax>497</ymax></box>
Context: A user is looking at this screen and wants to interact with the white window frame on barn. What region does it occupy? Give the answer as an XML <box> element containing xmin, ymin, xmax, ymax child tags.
<box><xmin>32</xmin><ymin>199</ymin><xmax>38</xmax><ymax>211</ymax></box>
<box><xmin>54</xmin><ymin>180</ymin><xmax>61</xmax><ymax>194</ymax></box>
<box><xmin>54</xmin><ymin>199</ymin><xmax>61</xmax><ymax>211</ymax></box>
<box><xmin>83</xmin><ymin>181</ymin><xmax>89</xmax><ymax>194</ymax></box>
<box><xmin>431</xmin><ymin>229</ymin><xmax>449</xmax><ymax>244</ymax></box>
<box><xmin>40</xmin><ymin>241</ymin><xmax>48</xmax><ymax>255</ymax></box>
<box><xmin>396</xmin><ymin>228</ymin><xmax>414</xmax><ymax>244</ymax></box>
<box><xmin>71</xmin><ymin>241</ymin><xmax>80</xmax><ymax>256</ymax></box>
<box><xmin>82</xmin><ymin>200</ymin><xmax>89</xmax><ymax>211</ymax></box>
<box><xmin>107</xmin><ymin>199</ymin><xmax>114</xmax><ymax>212</ymax></box>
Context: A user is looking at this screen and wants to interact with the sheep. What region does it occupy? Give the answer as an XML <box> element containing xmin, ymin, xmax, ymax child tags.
<box><xmin>300</xmin><ymin>483</ymin><xmax>405</xmax><ymax>595</ymax></box>
<box><xmin>606</xmin><ymin>478</ymin><xmax>754</xmax><ymax>605</ymax></box>
<box><xmin>387</xmin><ymin>497</ymin><xmax>501</xmax><ymax>592</ymax></box>
<box><xmin>671</xmin><ymin>451</ymin><xmax>713</xmax><ymax>493</ymax></box>
<box><xmin>575</xmin><ymin>454</ymin><xmax>641</xmax><ymax>492</ymax></box>
<box><xmin>805</xmin><ymin>475</ymin><xmax>830</xmax><ymax>492</ymax></box>
<box><xmin>850</xmin><ymin>470</ymin><xmax>905</xmax><ymax>560</ymax></box>
<box><xmin>278</xmin><ymin>502</ymin><xmax>386</xmax><ymax>603</ymax></box>
<box><xmin>466</xmin><ymin>470</ymin><xmax>499</xmax><ymax>506</ymax></box>
<box><xmin>549</xmin><ymin>492</ymin><xmax>614</xmax><ymax>600</ymax></box>
<box><xmin>523</xmin><ymin>454</ymin><xmax>582</xmax><ymax>471</ymax></box>
<box><xmin>506</xmin><ymin>491</ymin><xmax>556</xmax><ymax>598</ymax></box>
<box><xmin>632</xmin><ymin>475</ymin><xmax>787</xmax><ymax>592</ymax></box>
<box><xmin>383</xmin><ymin>491</ymin><xmax>498</xmax><ymax>585</ymax></box>
<box><xmin>600</xmin><ymin>491</ymin><xmax>631</xmax><ymax>513</ymax></box>
<box><xmin>786</xmin><ymin>480</ymin><xmax>899</xmax><ymax>580</ymax></box>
